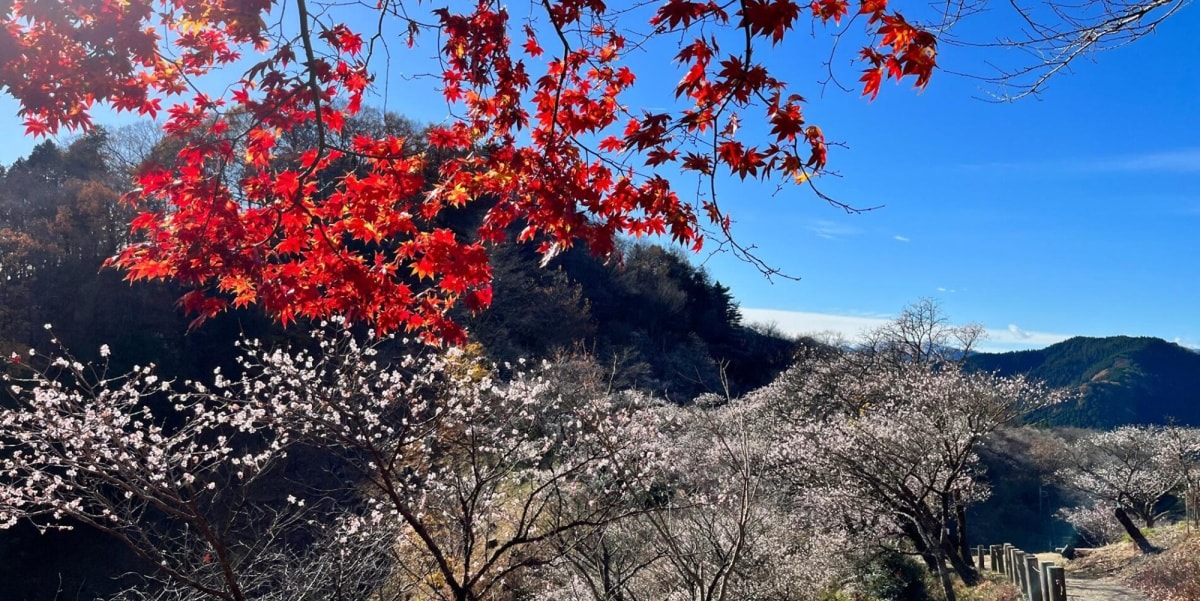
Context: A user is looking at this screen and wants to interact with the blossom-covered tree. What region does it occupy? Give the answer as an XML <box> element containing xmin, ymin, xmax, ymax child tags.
<box><xmin>765</xmin><ymin>355</ymin><xmax>1063</xmax><ymax>601</ymax></box>
<box><xmin>1055</xmin><ymin>425</ymin><xmax>1200</xmax><ymax>528</ymax></box>
<box><xmin>1</xmin><ymin>327</ymin><xmax>659</xmax><ymax>601</ymax></box>
<box><xmin>1055</xmin><ymin>502</ymin><xmax>1126</xmax><ymax>546</ymax></box>
<box><xmin>0</xmin><ymin>336</ymin><xmax>295</xmax><ymax>600</ymax></box>
<box><xmin>543</xmin><ymin>392</ymin><xmax>859</xmax><ymax>601</ymax></box>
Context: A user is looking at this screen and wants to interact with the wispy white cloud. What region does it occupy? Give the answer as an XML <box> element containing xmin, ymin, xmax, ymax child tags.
<box><xmin>985</xmin><ymin>324</ymin><xmax>1073</xmax><ymax>352</ymax></box>
<box><xmin>936</xmin><ymin>287</ymin><xmax>957</xmax><ymax>294</ymax></box>
<box><xmin>741</xmin><ymin>309</ymin><xmax>889</xmax><ymax>342</ymax></box>
<box><xmin>1172</xmin><ymin>337</ymin><xmax>1200</xmax><ymax>351</ymax></box>
<box><xmin>963</xmin><ymin>148</ymin><xmax>1200</xmax><ymax>174</ymax></box>
<box><xmin>1095</xmin><ymin>149</ymin><xmax>1200</xmax><ymax>172</ymax></box>
<box><xmin>740</xmin><ymin>308</ymin><xmax>1072</xmax><ymax>353</ymax></box>
<box><xmin>1008</xmin><ymin>324</ymin><xmax>1032</xmax><ymax>340</ymax></box>
<box><xmin>894</xmin><ymin>235</ymin><xmax>911</xmax><ymax>242</ymax></box>
<box><xmin>808</xmin><ymin>220</ymin><xmax>861</xmax><ymax>240</ymax></box>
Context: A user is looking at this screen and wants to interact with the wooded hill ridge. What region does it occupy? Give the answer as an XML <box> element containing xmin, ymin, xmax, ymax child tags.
<box><xmin>966</xmin><ymin>336</ymin><xmax>1200</xmax><ymax>429</ymax></box>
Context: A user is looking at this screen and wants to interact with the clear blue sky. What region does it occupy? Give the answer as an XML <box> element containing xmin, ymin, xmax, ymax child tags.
<box><xmin>1</xmin><ymin>4</ymin><xmax>1196</xmax><ymax>352</ymax></box>
<box><xmin>695</xmin><ymin>7</ymin><xmax>1200</xmax><ymax>352</ymax></box>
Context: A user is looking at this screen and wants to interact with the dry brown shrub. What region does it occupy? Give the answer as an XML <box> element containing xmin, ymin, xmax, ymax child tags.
<box><xmin>1130</xmin><ymin>531</ymin><xmax>1200</xmax><ymax>601</ymax></box>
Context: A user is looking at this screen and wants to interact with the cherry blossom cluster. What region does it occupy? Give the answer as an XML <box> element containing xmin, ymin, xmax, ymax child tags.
<box><xmin>753</xmin><ymin>354</ymin><xmax>1065</xmax><ymax>599</ymax></box>
<box><xmin>0</xmin><ymin>339</ymin><xmax>272</xmax><ymax>532</ymax></box>
<box><xmin>0</xmin><ymin>316</ymin><xmax>1074</xmax><ymax>601</ymax></box>
<box><xmin>1055</xmin><ymin>502</ymin><xmax>1126</xmax><ymax>546</ymax></box>
<box><xmin>0</xmin><ymin>325</ymin><xmax>664</xmax><ymax>600</ymax></box>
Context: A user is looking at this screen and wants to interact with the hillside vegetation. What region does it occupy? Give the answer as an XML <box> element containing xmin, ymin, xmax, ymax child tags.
<box><xmin>967</xmin><ymin>336</ymin><xmax>1200</xmax><ymax>428</ymax></box>
<box><xmin>0</xmin><ymin>132</ymin><xmax>801</xmax><ymax>601</ymax></box>
<box><xmin>1060</xmin><ymin>521</ymin><xmax>1200</xmax><ymax>600</ymax></box>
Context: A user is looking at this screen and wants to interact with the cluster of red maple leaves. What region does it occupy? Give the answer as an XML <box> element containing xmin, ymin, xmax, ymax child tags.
<box><xmin>0</xmin><ymin>0</ymin><xmax>936</xmax><ymax>343</ymax></box>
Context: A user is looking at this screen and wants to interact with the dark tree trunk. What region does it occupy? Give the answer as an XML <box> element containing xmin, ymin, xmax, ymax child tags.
<box><xmin>941</xmin><ymin>537</ymin><xmax>981</xmax><ymax>586</ymax></box>
<box><xmin>935</xmin><ymin>558</ymin><xmax>958</xmax><ymax>601</ymax></box>
<box><xmin>1114</xmin><ymin>507</ymin><xmax>1157</xmax><ymax>554</ymax></box>
<box><xmin>1140</xmin><ymin>502</ymin><xmax>1157</xmax><ymax>528</ymax></box>
<box><xmin>900</xmin><ymin>520</ymin><xmax>939</xmax><ymax>571</ymax></box>
<box><xmin>954</xmin><ymin>492</ymin><xmax>970</xmax><ymax>563</ymax></box>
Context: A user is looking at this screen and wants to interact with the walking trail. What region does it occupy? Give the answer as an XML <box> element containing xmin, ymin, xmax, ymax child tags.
<box><xmin>1066</xmin><ymin>577</ymin><xmax>1151</xmax><ymax>601</ymax></box>
<box><xmin>995</xmin><ymin>552</ymin><xmax>1154</xmax><ymax>601</ymax></box>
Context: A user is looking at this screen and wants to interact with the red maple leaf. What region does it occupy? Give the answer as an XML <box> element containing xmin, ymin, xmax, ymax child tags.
<box><xmin>0</xmin><ymin>0</ymin><xmax>941</xmax><ymax>343</ymax></box>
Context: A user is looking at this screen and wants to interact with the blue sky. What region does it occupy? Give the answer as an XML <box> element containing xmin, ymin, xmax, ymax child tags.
<box><xmin>1</xmin><ymin>4</ymin><xmax>1196</xmax><ymax>353</ymax></box>
<box><xmin>697</xmin><ymin>7</ymin><xmax>1200</xmax><ymax>352</ymax></box>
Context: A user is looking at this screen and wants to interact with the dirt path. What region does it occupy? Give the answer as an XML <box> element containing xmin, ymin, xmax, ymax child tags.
<box><xmin>1066</xmin><ymin>577</ymin><xmax>1151</xmax><ymax>601</ymax></box>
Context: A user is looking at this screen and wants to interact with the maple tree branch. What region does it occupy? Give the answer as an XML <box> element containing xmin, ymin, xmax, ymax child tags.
<box><xmin>540</xmin><ymin>0</ymin><xmax>574</xmax><ymax>144</ymax></box>
<box><xmin>817</xmin><ymin>13</ymin><xmax>863</xmax><ymax>96</ymax></box>
<box><xmin>294</xmin><ymin>0</ymin><xmax>328</xmax><ymax>155</ymax></box>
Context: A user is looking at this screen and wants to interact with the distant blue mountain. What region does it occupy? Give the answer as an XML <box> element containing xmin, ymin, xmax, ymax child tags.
<box><xmin>966</xmin><ymin>336</ymin><xmax>1200</xmax><ymax>428</ymax></box>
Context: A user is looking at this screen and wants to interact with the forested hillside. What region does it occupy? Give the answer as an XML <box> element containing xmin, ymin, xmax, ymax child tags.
<box><xmin>967</xmin><ymin>336</ymin><xmax>1200</xmax><ymax>428</ymax></box>
<box><xmin>0</xmin><ymin>132</ymin><xmax>797</xmax><ymax>392</ymax></box>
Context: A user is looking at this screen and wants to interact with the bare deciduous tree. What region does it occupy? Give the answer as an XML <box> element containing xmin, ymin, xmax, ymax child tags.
<box><xmin>937</xmin><ymin>0</ymin><xmax>1190</xmax><ymax>99</ymax></box>
<box><xmin>861</xmin><ymin>298</ymin><xmax>985</xmax><ymax>367</ymax></box>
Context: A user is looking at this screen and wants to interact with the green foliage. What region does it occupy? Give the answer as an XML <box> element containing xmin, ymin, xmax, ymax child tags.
<box><xmin>856</xmin><ymin>550</ymin><xmax>931</xmax><ymax>601</ymax></box>
<box><xmin>467</xmin><ymin>240</ymin><xmax>798</xmax><ymax>400</ymax></box>
<box><xmin>817</xmin><ymin>589</ymin><xmax>857</xmax><ymax>601</ymax></box>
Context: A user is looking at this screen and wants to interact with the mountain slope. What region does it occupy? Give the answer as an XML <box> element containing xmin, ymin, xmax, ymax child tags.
<box><xmin>966</xmin><ymin>336</ymin><xmax>1200</xmax><ymax>428</ymax></box>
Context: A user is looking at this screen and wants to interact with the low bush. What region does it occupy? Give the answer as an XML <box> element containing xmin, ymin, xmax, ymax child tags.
<box><xmin>856</xmin><ymin>550</ymin><xmax>931</xmax><ymax>601</ymax></box>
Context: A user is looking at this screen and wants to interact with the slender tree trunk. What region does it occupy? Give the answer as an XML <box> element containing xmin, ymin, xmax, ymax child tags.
<box><xmin>935</xmin><ymin>493</ymin><xmax>979</xmax><ymax>587</ymax></box>
<box><xmin>900</xmin><ymin>520</ymin><xmax>939</xmax><ymax>571</ymax></box>
<box><xmin>941</xmin><ymin>537</ymin><xmax>980</xmax><ymax>586</ymax></box>
<box><xmin>1114</xmin><ymin>507</ymin><xmax>1156</xmax><ymax>554</ymax></box>
<box><xmin>935</xmin><ymin>553</ymin><xmax>958</xmax><ymax>601</ymax></box>
<box><xmin>954</xmin><ymin>492</ymin><xmax>971</xmax><ymax>564</ymax></box>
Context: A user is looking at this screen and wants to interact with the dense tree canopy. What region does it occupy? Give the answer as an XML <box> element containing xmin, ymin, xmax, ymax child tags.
<box><xmin>0</xmin><ymin>0</ymin><xmax>940</xmax><ymax>341</ymax></box>
<box><xmin>2</xmin><ymin>0</ymin><xmax>1183</xmax><ymax>341</ymax></box>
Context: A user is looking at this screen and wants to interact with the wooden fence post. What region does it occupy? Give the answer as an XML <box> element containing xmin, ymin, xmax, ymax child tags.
<box><xmin>1013</xmin><ymin>550</ymin><xmax>1026</xmax><ymax>589</ymax></box>
<box><xmin>1040</xmin><ymin>562</ymin><xmax>1054</xmax><ymax>601</ymax></box>
<box><xmin>1046</xmin><ymin>565</ymin><xmax>1067</xmax><ymax>601</ymax></box>
<box><xmin>989</xmin><ymin>545</ymin><xmax>1002</xmax><ymax>572</ymax></box>
<box><xmin>1025</xmin><ymin>555</ymin><xmax>1042</xmax><ymax>601</ymax></box>
<box><xmin>1003</xmin><ymin>544</ymin><xmax>1013</xmax><ymax>577</ymax></box>
<box><xmin>977</xmin><ymin>545</ymin><xmax>985</xmax><ymax>571</ymax></box>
